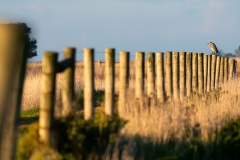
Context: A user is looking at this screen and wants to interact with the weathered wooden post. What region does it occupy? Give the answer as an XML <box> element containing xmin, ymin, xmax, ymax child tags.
<box><xmin>207</xmin><ymin>55</ymin><xmax>212</xmax><ymax>92</ymax></box>
<box><xmin>192</xmin><ymin>53</ymin><xmax>198</xmax><ymax>93</ymax></box>
<box><xmin>62</xmin><ymin>47</ymin><xmax>76</xmax><ymax>117</ymax></box>
<box><xmin>147</xmin><ymin>52</ymin><xmax>155</xmax><ymax>98</ymax></box>
<box><xmin>179</xmin><ymin>52</ymin><xmax>186</xmax><ymax>101</ymax></box>
<box><xmin>39</xmin><ymin>52</ymin><xmax>58</xmax><ymax>144</ymax></box>
<box><xmin>119</xmin><ymin>51</ymin><xmax>129</xmax><ymax>114</ymax></box>
<box><xmin>165</xmin><ymin>51</ymin><xmax>173</xmax><ymax>101</ymax></box>
<box><xmin>105</xmin><ymin>48</ymin><xmax>115</xmax><ymax>117</ymax></box>
<box><xmin>186</xmin><ymin>52</ymin><xmax>192</xmax><ymax>97</ymax></box>
<box><xmin>215</xmin><ymin>56</ymin><xmax>221</xmax><ymax>88</ymax></box>
<box><xmin>0</xmin><ymin>25</ymin><xmax>27</xmax><ymax>160</ymax></box>
<box><xmin>224</xmin><ymin>57</ymin><xmax>229</xmax><ymax>82</ymax></box>
<box><xmin>84</xmin><ymin>48</ymin><xmax>95</xmax><ymax>120</ymax></box>
<box><xmin>156</xmin><ymin>52</ymin><xmax>165</xmax><ymax>103</ymax></box>
<box><xmin>172</xmin><ymin>52</ymin><xmax>179</xmax><ymax>101</ymax></box>
<box><xmin>233</xmin><ymin>60</ymin><xmax>237</xmax><ymax>77</ymax></box>
<box><xmin>135</xmin><ymin>52</ymin><xmax>145</xmax><ymax>99</ymax></box>
<box><xmin>198</xmin><ymin>53</ymin><xmax>204</xmax><ymax>94</ymax></box>
<box><xmin>211</xmin><ymin>55</ymin><xmax>217</xmax><ymax>90</ymax></box>
<box><xmin>203</xmin><ymin>55</ymin><xmax>208</xmax><ymax>93</ymax></box>
<box><xmin>219</xmin><ymin>57</ymin><xmax>224</xmax><ymax>83</ymax></box>
<box><xmin>229</xmin><ymin>59</ymin><xmax>235</xmax><ymax>80</ymax></box>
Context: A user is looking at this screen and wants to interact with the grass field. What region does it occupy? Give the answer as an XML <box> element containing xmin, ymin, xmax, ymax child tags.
<box><xmin>19</xmin><ymin>58</ymin><xmax>240</xmax><ymax>159</ymax></box>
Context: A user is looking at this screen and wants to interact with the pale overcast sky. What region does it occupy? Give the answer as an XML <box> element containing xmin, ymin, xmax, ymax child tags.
<box><xmin>0</xmin><ymin>0</ymin><xmax>240</xmax><ymax>61</ymax></box>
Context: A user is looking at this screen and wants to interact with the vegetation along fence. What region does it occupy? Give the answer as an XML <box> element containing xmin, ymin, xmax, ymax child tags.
<box><xmin>0</xmin><ymin>25</ymin><xmax>237</xmax><ymax>158</ymax></box>
<box><xmin>40</xmin><ymin>48</ymin><xmax>238</xmax><ymax>145</ymax></box>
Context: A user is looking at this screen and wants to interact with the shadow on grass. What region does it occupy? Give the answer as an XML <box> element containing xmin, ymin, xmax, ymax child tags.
<box><xmin>112</xmin><ymin>134</ymin><xmax>240</xmax><ymax>160</ymax></box>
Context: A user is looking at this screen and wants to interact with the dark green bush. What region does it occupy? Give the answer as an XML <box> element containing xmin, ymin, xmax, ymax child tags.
<box><xmin>17</xmin><ymin>114</ymin><xmax>126</xmax><ymax>160</ymax></box>
<box><xmin>217</xmin><ymin>117</ymin><xmax>240</xmax><ymax>159</ymax></box>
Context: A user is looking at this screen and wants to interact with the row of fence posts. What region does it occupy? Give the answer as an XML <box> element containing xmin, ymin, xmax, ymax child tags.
<box><xmin>38</xmin><ymin>48</ymin><xmax>237</xmax><ymax>146</ymax></box>
<box><xmin>0</xmin><ymin>31</ymin><xmax>237</xmax><ymax>158</ymax></box>
<box><xmin>1</xmin><ymin>26</ymin><xmax>236</xmax><ymax>159</ymax></box>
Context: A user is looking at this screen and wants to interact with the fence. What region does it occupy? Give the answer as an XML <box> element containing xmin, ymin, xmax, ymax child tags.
<box><xmin>39</xmin><ymin>48</ymin><xmax>237</xmax><ymax>145</ymax></box>
<box><xmin>0</xmin><ymin>43</ymin><xmax>237</xmax><ymax>157</ymax></box>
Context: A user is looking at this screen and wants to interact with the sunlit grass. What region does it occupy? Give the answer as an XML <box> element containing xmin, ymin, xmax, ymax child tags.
<box><xmin>20</xmin><ymin>59</ymin><xmax>240</xmax><ymax>159</ymax></box>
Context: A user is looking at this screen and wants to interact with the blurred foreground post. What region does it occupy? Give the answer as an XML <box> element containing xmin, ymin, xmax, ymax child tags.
<box><xmin>105</xmin><ymin>48</ymin><xmax>115</xmax><ymax>117</ymax></box>
<box><xmin>39</xmin><ymin>52</ymin><xmax>58</xmax><ymax>145</ymax></box>
<box><xmin>119</xmin><ymin>51</ymin><xmax>129</xmax><ymax>114</ymax></box>
<box><xmin>84</xmin><ymin>48</ymin><xmax>95</xmax><ymax>120</ymax></box>
<box><xmin>62</xmin><ymin>47</ymin><xmax>76</xmax><ymax>117</ymax></box>
<box><xmin>0</xmin><ymin>25</ymin><xmax>27</xmax><ymax>160</ymax></box>
<box><xmin>156</xmin><ymin>52</ymin><xmax>165</xmax><ymax>103</ymax></box>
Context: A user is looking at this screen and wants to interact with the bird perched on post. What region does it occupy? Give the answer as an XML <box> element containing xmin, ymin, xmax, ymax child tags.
<box><xmin>207</xmin><ymin>42</ymin><xmax>219</xmax><ymax>55</ymax></box>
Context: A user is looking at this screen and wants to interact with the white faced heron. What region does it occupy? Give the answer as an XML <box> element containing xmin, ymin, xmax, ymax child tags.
<box><xmin>207</xmin><ymin>42</ymin><xmax>219</xmax><ymax>54</ymax></box>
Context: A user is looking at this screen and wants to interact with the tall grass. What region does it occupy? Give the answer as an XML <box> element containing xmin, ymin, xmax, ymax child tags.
<box><xmin>21</xmin><ymin>59</ymin><xmax>240</xmax><ymax>159</ymax></box>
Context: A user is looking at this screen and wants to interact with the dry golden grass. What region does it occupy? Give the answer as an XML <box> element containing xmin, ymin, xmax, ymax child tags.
<box><xmin>21</xmin><ymin>61</ymin><xmax>137</xmax><ymax>110</ymax></box>
<box><xmin>22</xmin><ymin>59</ymin><xmax>240</xmax><ymax>140</ymax></box>
<box><xmin>21</xmin><ymin>58</ymin><xmax>240</xmax><ymax>159</ymax></box>
<box><xmin>119</xmin><ymin>79</ymin><xmax>240</xmax><ymax>142</ymax></box>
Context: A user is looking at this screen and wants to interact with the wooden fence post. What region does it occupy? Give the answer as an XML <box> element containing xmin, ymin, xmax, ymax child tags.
<box><xmin>198</xmin><ymin>53</ymin><xmax>204</xmax><ymax>94</ymax></box>
<box><xmin>219</xmin><ymin>57</ymin><xmax>224</xmax><ymax>83</ymax></box>
<box><xmin>229</xmin><ymin>59</ymin><xmax>235</xmax><ymax>80</ymax></box>
<box><xmin>84</xmin><ymin>48</ymin><xmax>95</xmax><ymax>120</ymax></box>
<box><xmin>172</xmin><ymin>52</ymin><xmax>179</xmax><ymax>101</ymax></box>
<box><xmin>211</xmin><ymin>55</ymin><xmax>217</xmax><ymax>90</ymax></box>
<box><xmin>186</xmin><ymin>52</ymin><xmax>192</xmax><ymax>97</ymax></box>
<box><xmin>203</xmin><ymin>55</ymin><xmax>208</xmax><ymax>93</ymax></box>
<box><xmin>224</xmin><ymin>57</ymin><xmax>229</xmax><ymax>82</ymax></box>
<box><xmin>105</xmin><ymin>48</ymin><xmax>115</xmax><ymax>117</ymax></box>
<box><xmin>135</xmin><ymin>52</ymin><xmax>145</xmax><ymax>99</ymax></box>
<box><xmin>233</xmin><ymin>60</ymin><xmax>237</xmax><ymax>77</ymax></box>
<box><xmin>119</xmin><ymin>51</ymin><xmax>129</xmax><ymax>114</ymax></box>
<box><xmin>207</xmin><ymin>55</ymin><xmax>212</xmax><ymax>92</ymax></box>
<box><xmin>0</xmin><ymin>25</ymin><xmax>27</xmax><ymax>160</ymax></box>
<box><xmin>215</xmin><ymin>56</ymin><xmax>221</xmax><ymax>88</ymax></box>
<box><xmin>165</xmin><ymin>51</ymin><xmax>173</xmax><ymax>101</ymax></box>
<box><xmin>156</xmin><ymin>52</ymin><xmax>165</xmax><ymax>103</ymax></box>
<box><xmin>179</xmin><ymin>52</ymin><xmax>186</xmax><ymax>101</ymax></box>
<box><xmin>192</xmin><ymin>53</ymin><xmax>198</xmax><ymax>93</ymax></box>
<box><xmin>62</xmin><ymin>47</ymin><xmax>76</xmax><ymax>117</ymax></box>
<box><xmin>147</xmin><ymin>52</ymin><xmax>155</xmax><ymax>98</ymax></box>
<box><xmin>39</xmin><ymin>52</ymin><xmax>58</xmax><ymax>144</ymax></box>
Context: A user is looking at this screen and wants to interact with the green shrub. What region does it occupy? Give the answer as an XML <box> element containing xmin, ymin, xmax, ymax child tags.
<box><xmin>17</xmin><ymin>113</ymin><xmax>126</xmax><ymax>160</ymax></box>
<box><xmin>17</xmin><ymin>123</ymin><xmax>40</xmax><ymax>160</ymax></box>
<box><xmin>217</xmin><ymin>117</ymin><xmax>240</xmax><ymax>159</ymax></box>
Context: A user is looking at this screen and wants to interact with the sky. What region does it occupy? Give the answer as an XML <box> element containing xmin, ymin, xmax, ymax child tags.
<box><xmin>0</xmin><ymin>0</ymin><xmax>240</xmax><ymax>62</ymax></box>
